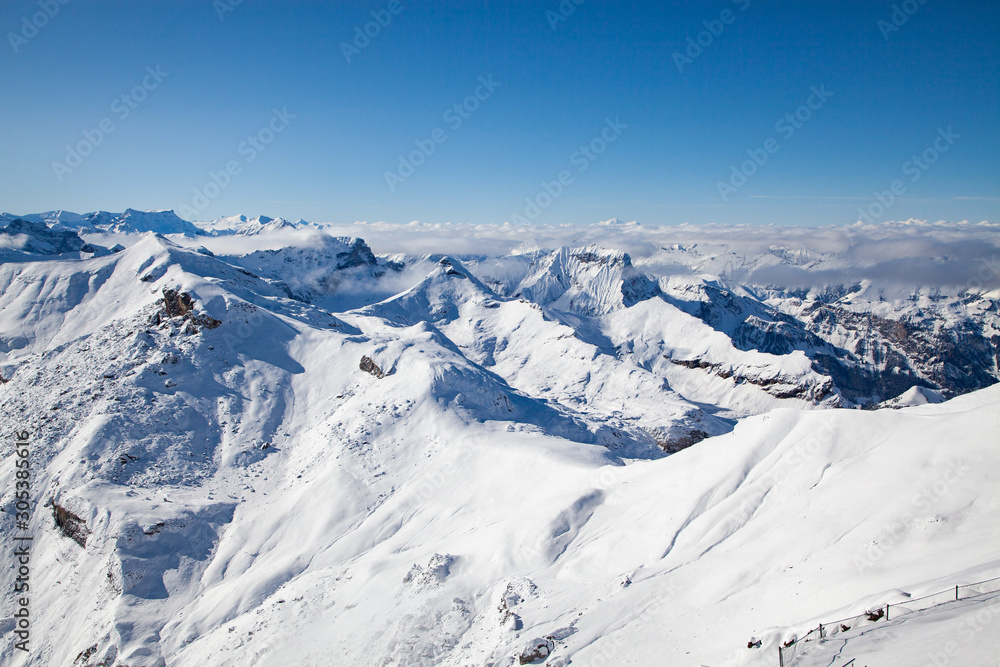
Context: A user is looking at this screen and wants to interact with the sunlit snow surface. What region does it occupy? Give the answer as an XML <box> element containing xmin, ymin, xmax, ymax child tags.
<box><xmin>0</xmin><ymin>213</ymin><xmax>997</xmax><ymax>667</ymax></box>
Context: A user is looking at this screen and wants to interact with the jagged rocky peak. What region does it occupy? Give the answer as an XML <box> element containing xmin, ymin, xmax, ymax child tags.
<box><xmin>516</xmin><ymin>245</ymin><xmax>661</xmax><ymax>316</ymax></box>
<box><xmin>336</xmin><ymin>236</ymin><xmax>380</xmax><ymax>268</ymax></box>
<box><xmin>434</xmin><ymin>256</ymin><xmax>471</xmax><ymax>278</ymax></box>
<box><xmin>216</xmin><ymin>234</ymin><xmax>400</xmax><ymax>310</ymax></box>
<box><xmin>202</xmin><ymin>213</ymin><xmax>302</xmax><ymax>235</ymax></box>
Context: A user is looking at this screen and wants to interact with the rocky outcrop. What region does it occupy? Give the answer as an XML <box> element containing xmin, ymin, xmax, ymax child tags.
<box><xmin>651</xmin><ymin>428</ymin><xmax>710</xmax><ymax>453</ymax></box>
<box><xmin>666</xmin><ymin>356</ymin><xmax>835</xmax><ymax>403</ymax></box>
<box><xmin>803</xmin><ymin>303</ymin><xmax>999</xmax><ymax>401</ymax></box>
<box><xmin>152</xmin><ymin>289</ymin><xmax>221</xmax><ymax>330</ymax></box>
<box><xmin>162</xmin><ymin>289</ymin><xmax>195</xmax><ymax>318</ymax></box>
<box><xmin>517</xmin><ymin>637</ymin><xmax>554</xmax><ymax>664</ymax></box>
<box><xmin>516</xmin><ymin>246</ymin><xmax>661</xmax><ymax>316</ymax></box>
<box><xmin>658</xmin><ymin>276</ymin><xmax>1000</xmax><ymax>405</ymax></box>
<box><xmin>219</xmin><ymin>236</ymin><xmax>402</xmax><ymax>310</ymax></box>
<box><xmin>360</xmin><ymin>355</ymin><xmax>386</xmax><ymax>378</ymax></box>
<box><xmin>52</xmin><ymin>502</ymin><xmax>89</xmax><ymax>547</ymax></box>
<box><xmin>402</xmin><ymin>553</ymin><xmax>454</xmax><ymax>587</ymax></box>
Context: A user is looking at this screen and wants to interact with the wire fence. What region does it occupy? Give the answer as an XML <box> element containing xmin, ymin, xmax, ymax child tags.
<box><xmin>777</xmin><ymin>575</ymin><xmax>1000</xmax><ymax>666</ymax></box>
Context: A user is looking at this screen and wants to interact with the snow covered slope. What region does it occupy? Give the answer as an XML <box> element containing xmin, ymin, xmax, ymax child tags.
<box><xmin>788</xmin><ymin>588</ymin><xmax>1000</xmax><ymax>667</ymax></box>
<box><xmin>0</xmin><ymin>220</ymin><xmax>997</xmax><ymax>667</ymax></box>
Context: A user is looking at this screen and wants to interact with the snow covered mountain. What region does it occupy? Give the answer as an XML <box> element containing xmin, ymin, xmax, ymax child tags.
<box><xmin>0</xmin><ymin>218</ymin><xmax>108</xmax><ymax>261</ymax></box>
<box><xmin>216</xmin><ymin>234</ymin><xmax>405</xmax><ymax>312</ymax></box>
<box><xmin>1</xmin><ymin>209</ymin><xmax>204</xmax><ymax>237</ymax></box>
<box><xmin>0</xmin><ymin>214</ymin><xmax>998</xmax><ymax>666</ymax></box>
<box><xmin>199</xmin><ymin>215</ymin><xmax>303</xmax><ymax>236</ymax></box>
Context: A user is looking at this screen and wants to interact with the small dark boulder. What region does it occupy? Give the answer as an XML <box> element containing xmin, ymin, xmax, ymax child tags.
<box><xmin>52</xmin><ymin>502</ymin><xmax>89</xmax><ymax>547</ymax></box>
<box><xmin>360</xmin><ymin>355</ymin><xmax>385</xmax><ymax>378</ymax></box>
<box><xmin>162</xmin><ymin>289</ymin><xmax>195</xmax><ymax>318</ymax></box>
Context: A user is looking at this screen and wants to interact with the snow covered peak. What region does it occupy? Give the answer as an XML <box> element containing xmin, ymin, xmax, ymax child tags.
<box><xmin>200</xmin><ymin>214</ymin><xmax>301</xmax><ymax>236</ymax></box>
<box><xmin>516</xmin><ymin>245</ymin><xmax>660</xmax><ymax>316</ymax></box>
<box><xmin>216</xmin><ymin>233</ymin><xmax>399</xmax><ymax>311</ymax></box>
<box><xmin>0</xmin><ymin>209</ymin><xmax>88</xmax><ymax>226</ymax></box>
<box><xmin>48</xmin><ymin>208</ymin><xmax>206</xmax><ymax>236</ymax></box>
<box><xmin>877</xmin><ymin>384</ymin><xmax>946</xmax><ymax>408</ymax></box>
<box><xmin>363</xmin><ymin>256</ymin><xmax>497</xmax><ymax>326</ymax></box>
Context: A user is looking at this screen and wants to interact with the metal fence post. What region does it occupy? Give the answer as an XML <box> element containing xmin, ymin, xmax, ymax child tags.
<box><xmin>886</xmin><ymin>603</ymin><xmax>890</xmax><ymax>621</ymax></box>
<box><xmin>955</xmin><ymin>585</ymin><xmax>959</xmax><ymax>601</ymax></box>
<box><xmin>778</xmin><ymin>645</ymin><xmax>784</xmax><ymax>667</ymax></box>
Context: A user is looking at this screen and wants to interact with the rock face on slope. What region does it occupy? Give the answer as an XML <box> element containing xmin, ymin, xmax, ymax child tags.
<box><xmin>655</xmin><ymin>275</ymin><xmax>999</xmax><ymax>405</ymax></box>
<box><xmin>798</xmin><ymin>298</ymin><xmax>1000</xmax><ymax>400</ymax></box>
<box><xmin>359</xmin><ymin>355</ymin><xmax>386</xmax><ymax>378</ymax></box>
<box><xmin>52</xmin><ymin>502</ymin><xmax>90</xmax><ymax>547</ymax></box>
<box><xmin>153</xmin><ymin>289</ymin><xmax>222</xmax><ymax>330</ymax></box>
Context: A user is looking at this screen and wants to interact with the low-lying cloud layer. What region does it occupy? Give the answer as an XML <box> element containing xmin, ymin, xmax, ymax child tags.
<box><xmin>304</xmin><ymin>218</ymin><xmax>1000</xmax><ymax>291</ymax></box>
<box><xmin>67</xmin><ymin>212</ymin><xmax>1000</xmax><ymax>293</ymax></box>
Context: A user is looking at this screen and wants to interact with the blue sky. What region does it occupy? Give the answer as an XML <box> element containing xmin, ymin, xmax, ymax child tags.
<box><xmin>1</xmin><ymin>0</ymin><xmax>997</xmax><ymax>226</ymax></box>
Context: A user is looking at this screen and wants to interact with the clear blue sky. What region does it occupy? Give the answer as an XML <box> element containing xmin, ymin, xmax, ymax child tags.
<box><xmin>1</xmin><ymin>0</ymin><xmax>997</xmax><ymax>226</ymax></box>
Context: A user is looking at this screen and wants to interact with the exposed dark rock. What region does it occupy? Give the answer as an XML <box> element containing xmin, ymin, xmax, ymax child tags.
<box><xmin>518</xmin><ymin>637</ymin><xmax>554</xmax><ymax>664</ymax></box>
<box><xmin>336</xmin><ymin>237</ymin><xmax>378</xmax><ymax>269</ymax></box>
<box><xmin>666</xmin><ymin>356</ymin><xmax>834</xmax><ymax>403</ymax></box>
<box><xmin>866</xmin><ymin>607</ymin><xmax>885</xmax><ymax>622</ymax></box>
<box><xmin>662</xmin><ymin>279</ymin><xmax>1000</xmax><ymax>405</ymax></box>
<box><xmin>162</xmin><ymin>289</ymin><xmax>195</xmax><ymax>318</ymax></box>
<box><xmin>360</xmin><ymin>355</ymin><xmax>385</xmax><ymax>378</ymax></box>
<box><xmin>189</xmin><ymin>313</ymin><xmax>222</xmax><ymax>330</ymax></box>
<box><xmin>802</xmin><ymin>304</ymin><xmax>999</xmax><ymax>403</ymax></box>
<box><xmin>52</xmin><ymin>502</ymin><xmax>89</xmax><ymax>547</ymax></box>
<box><xmin>498</xmin><ymin>597</ymin><xmax>521</xmax><ymax>629</ymax></box>
<box><xmin>498</xmin><ymin>581</ymin><xmax>526</xmax><ymax>629</ymax></box>
<box><xmin>153</xmin><ymin>289</ymin><xmax>221</xmax><ymax>330</ymax></box>
<box><xmin>655</xmin><ymin>429</ymin><xmax>710</xmax><ymax>453</ymax></box>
